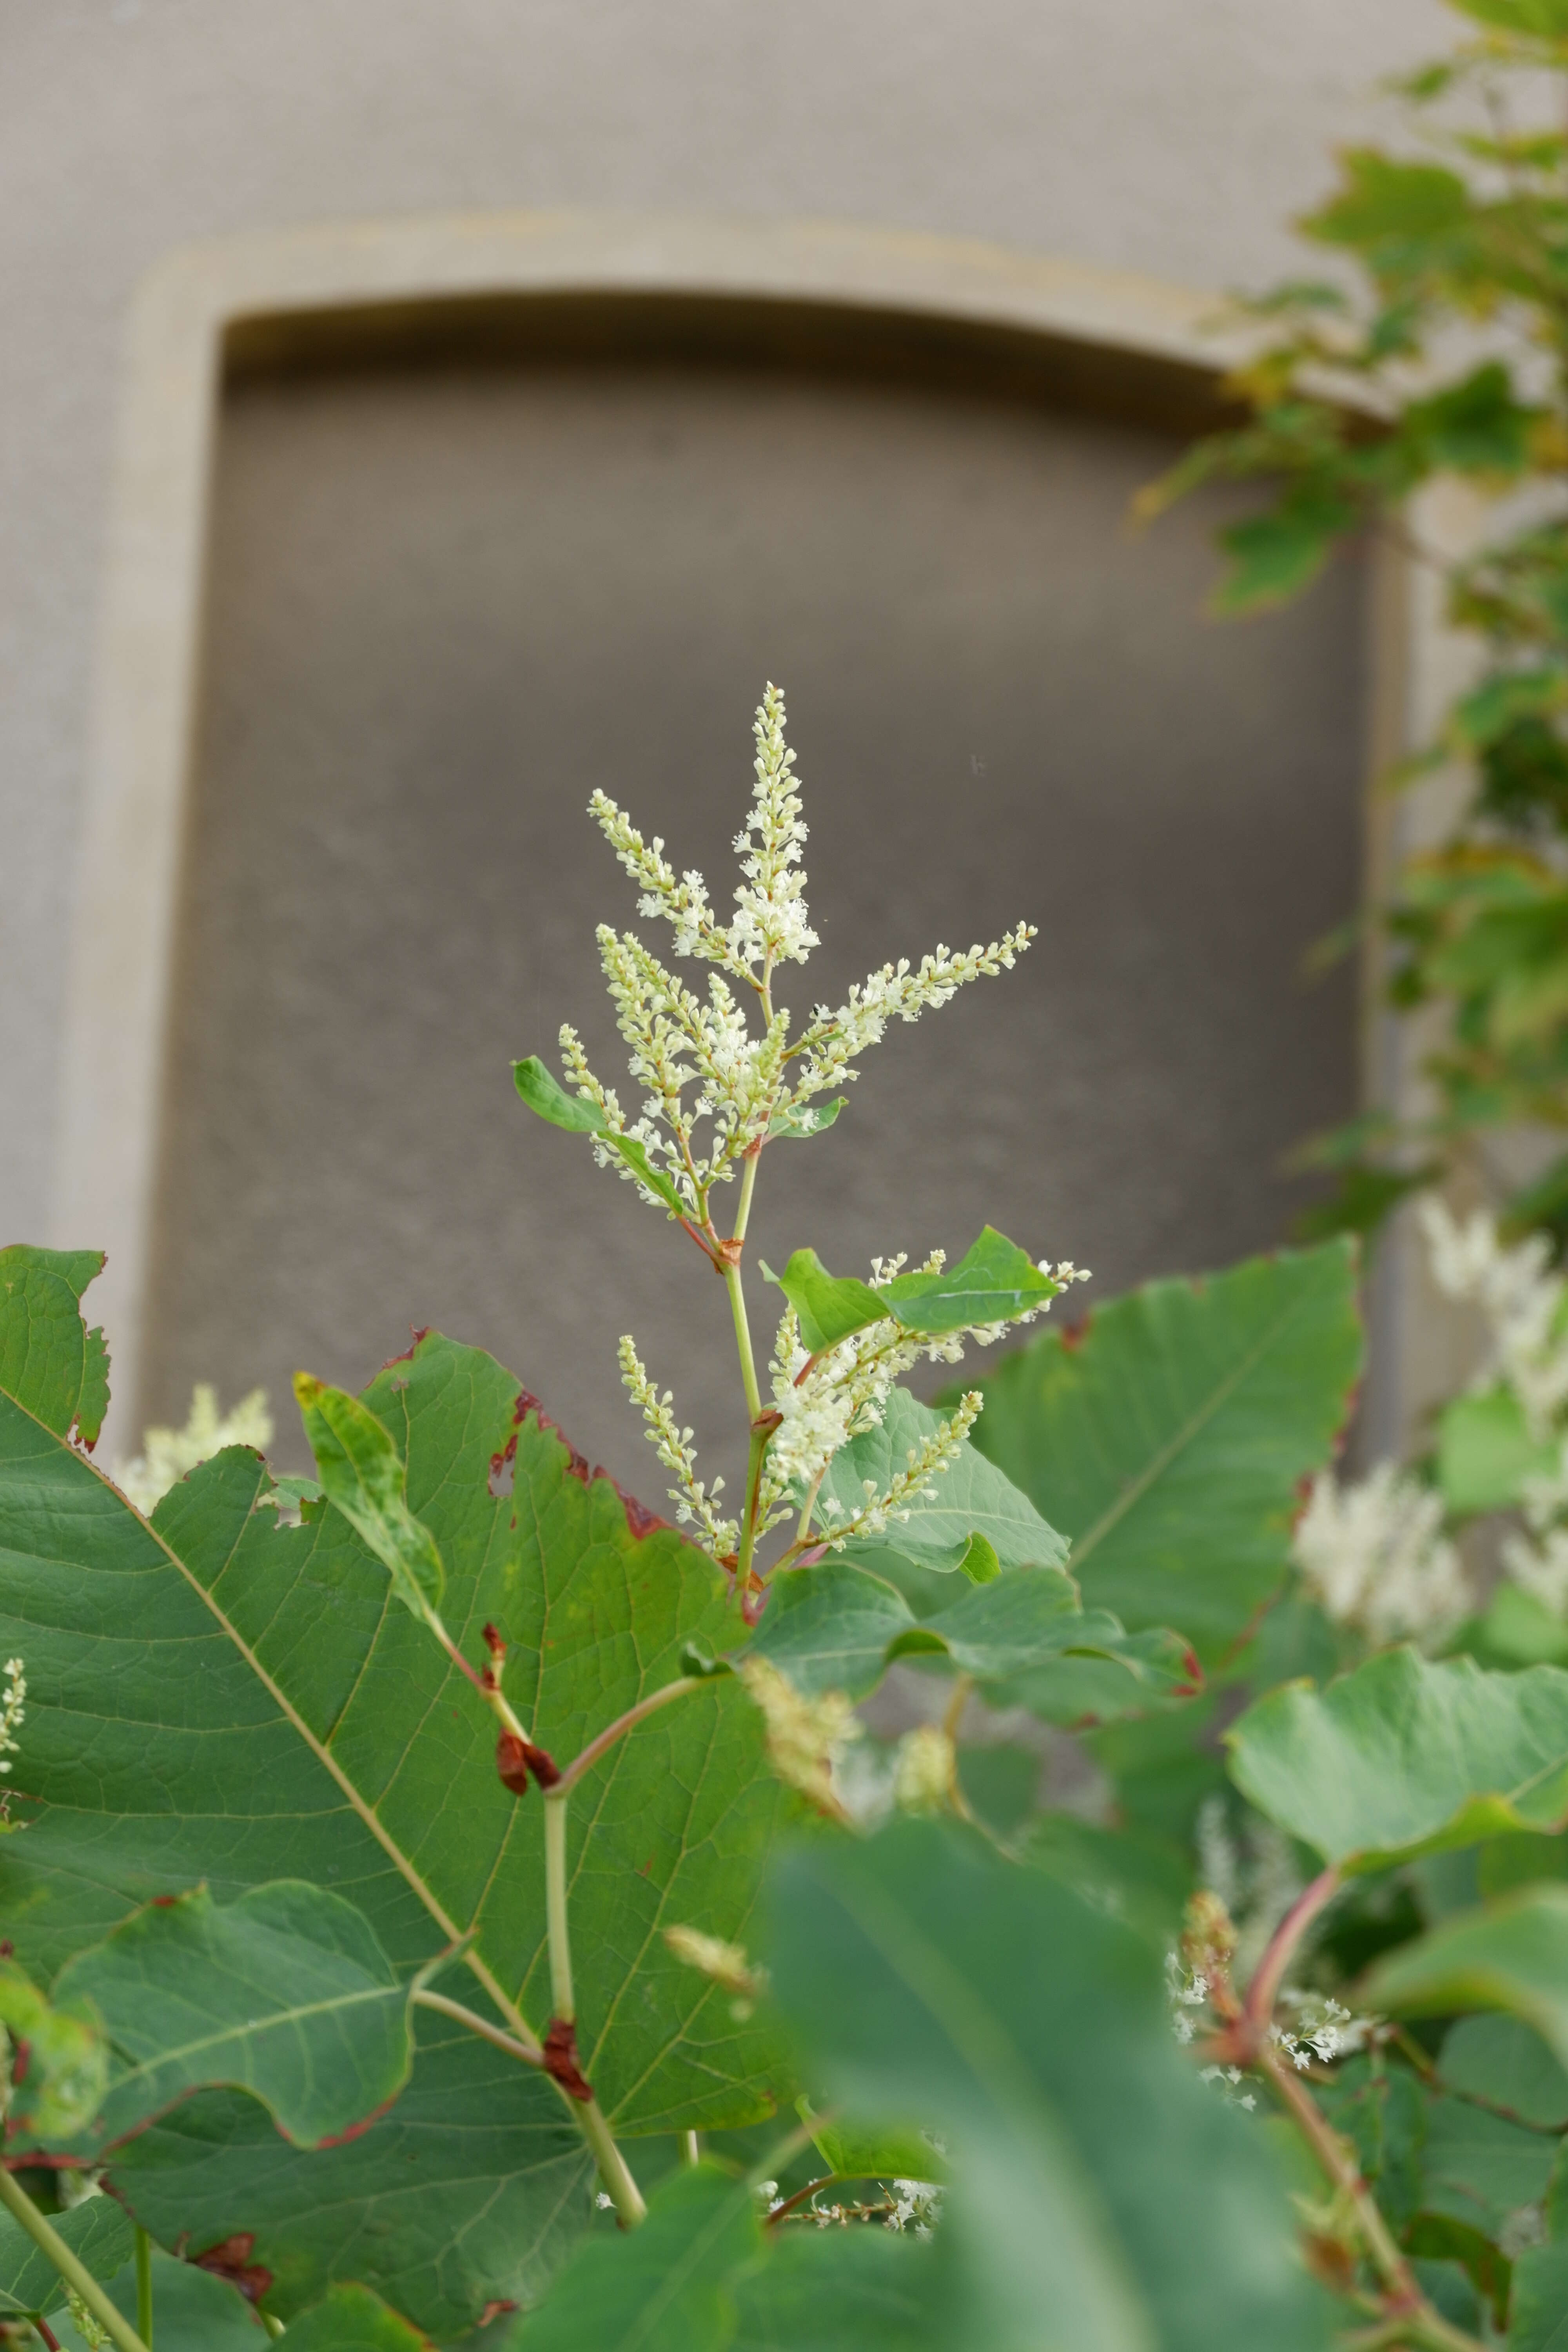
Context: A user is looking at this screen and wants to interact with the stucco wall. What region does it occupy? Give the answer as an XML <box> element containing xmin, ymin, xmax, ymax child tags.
<box><xmin>0</xmin><ymin>0</ymin><xmax>1446</xmax><ymax>1250</ymax></box>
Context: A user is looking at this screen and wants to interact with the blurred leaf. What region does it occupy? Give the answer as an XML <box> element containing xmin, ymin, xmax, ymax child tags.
<box><xmin>51</xmin><ymin>2244</ymin><xmax>281</xmax><ymax>2349</ymax></box>
<box><xmin>1511</xmin><ymin>2241</ymin><xmax>1568</xmax><ymax>2352</ymax></box>
<box><xmin>1227</xmin><ymin>1651</ymin><xmax>1568</xmax><ymax>1872</ymax></box>
<box><xmin>1316</xmin><ymin>2058</ymin><xmax>1427</xmax><ymax>2229</ymax></box>
<box><xmin>1303</xmin><ymin>152</ymin><xmax>1471</xmax><ymax>254</ymax></box>
<box><xmin>506</xmin><ymin>2164</ymin><xmax>757</xmax><ymax>2352</ymax></box>
<box><xmin>0</xmin><ymin>1960</ymin><xmax>106</xmax><ymax>2140</ymax></box>
<box><xmin>1437</xmin><ymin>1385</ymin><xmax>1556</xmax><ymax>1515</ymax></box>
<box><xmin>961</xmin><ymin>1241</ymin><xmax>1362</xmax><ymax>1662</ymax></box>
<box><xmin>1363</xmin><ymin>1885</ymin><xmax>1568</xmax><ymax>2068</ymax></box>
<box><xmin>1406</xmin><ymin>362</ymin><xmax>1537</xmax><ymax>476</ymax></box>
<box><xmin>1440</xmin><ymin>2013</ymin><xmax>1568</xmax><ymax>2128</ymax></box>
<box><xmin>729</xmin><ymin>2226</ymin><xmax>933</xmax><ymax>2352</ymax></box>
<box><xmin>1417</xmin><ymin>2094</ymin><xmax>1557</xmax><ymax>2238</ymax></box>
<box><xmin>1212</xmin><ymin>495</ymin><xmax>1348</xmax><ymax>613</ymax></box>
<box><xmin>275</xmin><ymin>2283</ymin><xmax>430</xmax><ymax>2347</ymax></box>
<box><xmin>766</xmin><ymin>1819</ymin><xmax>1329</xmax><ymax>2352</ymax></box>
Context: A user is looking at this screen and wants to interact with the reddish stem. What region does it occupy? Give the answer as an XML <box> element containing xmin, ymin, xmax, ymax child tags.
<box><xmin>1245</xmin><ymin>1867</ymin><xmax>1341</xmax><ymax>2043</ymax></box>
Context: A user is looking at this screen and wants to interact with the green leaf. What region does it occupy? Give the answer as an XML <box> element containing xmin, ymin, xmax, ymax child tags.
<box><xmin>507</xmin><ymin>2163</ymin><xmax>758</xmax><ymax>2352</ymax></box>
<box><xmin>1437</xmin><ymin>1385</ymin><xmax>1555</xmax><ymax>1516</ymax></box>
<box><xmin>1406</xmin><ymin>363</ymin><xmax>1537</xmax><ymax>478</ymax></box>
<box><xmin>0</xmin><ymin>2196</ymin><xmax>134</xmax><ymax>2319</ymax></box>
<box><xmin>1449</xmin><ymin>0</ymin><xmax>1568</xmax><ymax>34</ymax></box>
<box><xmin>729</xmin><ymin>2227</ymin><xmax>933</xmax><ymax>2351</ymax></box>
<box><xmin>1363</xmin><ymin>1886</ymin><xmax>1568</xmax><ymax>2071</ymax></box>
<box><xmin>1440</xmin><ymin>2013</ymin><xmax>1568</xmax><ymax>2129</ymax></box>
<box><xmin>1212</xmin><ymin>496</ymin><xmax>1345</xmax><ymax>614</ymax></box>
<box><xmin>1316</xmin><ymin>2058</ymin><xmax>1427</xmax><ymax>2231</ymax></box>
<box><xmin>513</xmin><ymin>1057</ymin><xmax>686</xmax><ymax>1217</ymax></box>
<box><xmin>0</xmin><ymin>1266</ymin><xmax>796</xmax><ymax>2334</ymax></box>
<box><xmin>1511</xmin><ymin>2242</ymin><xmax>1568</xmax><ymax>2352</ymax></box>
<box><xmin>767</xmin><ymin>1098</ymin><xmax>844</xmax><ymax>1141</ymax></box>
<box><xmin>766</xmin><ymin>1820</ymin><xmax>1329</xmax><ymax>2352</ymax></box>
<box><xmin>1227</xmin><ymin>1651</ymin><xmax>1568</xmax><ymax>1873</ymax></box>
<box><xmin>765</xmin><ymin>1229</ymin><xmax>1058</xmax><ymax>1353</ymax></box>
<box><xmin>745</xmin><ymin>1561</ymin><xmax>1195</xmax><ymax>1714</ymax></box>
<box><xmin>1416</xmin><ymin>2096</ymin><xmax>1557</xmax><ymax>2239</ymax></box>
<box><xmin>0</xmin><ymin>1245</ymin><xmax>110</xmax><ymax>1448</ymax></box>
<box><xmin>806</xmin><ymin>2114</ymin><xmax>942</xmax><ymax>2185</ymax></box>
<box><xmin>275</xmin><ymin>2283</ymin><xmax>431</xmax><ymax>2348</ymax></box>
<box><xmin>1303</xmin><ymin>152</ymin><xmax>1472</xmax><ymax>252</ymax></box>
<box><xmin>961</xmin><ymin>1240</ymin><xmax>1362</xmax><ymax>1661</ymax></box>
<box><xmin>49</xmin><ymin>1882</ymin><xmax>412</xmax><ymax>2152</ymax></box>
<box><xmin>818</xmin><ymin>1389</ymin><xmax>1067</xmax><ymax>1577</ymax></box>
<box><xmin>292</xmin><ymin>1375</ymin><xmax>446</xmax><ymax>1620</ymax></box>
<box><xmin>50</xmin><ymin>2245</ymin><xmax>265</xmax><ymax>2350</ymax></box>
<box><xmin>0</xmin><ymin>1958</ymin><xmax>107</xmax><ymax>2139</ymax></box>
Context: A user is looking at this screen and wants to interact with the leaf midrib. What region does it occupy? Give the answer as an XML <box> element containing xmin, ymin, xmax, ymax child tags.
<box><xmin>108</xmin><ymin>1984</ymin><xmax>400</xmax><ymax>2083</ymax></box>
<box><xmin>1068</xmin><ymin>1283</ymin><xmax>1319</xmax><ymax>1569</ymax></box>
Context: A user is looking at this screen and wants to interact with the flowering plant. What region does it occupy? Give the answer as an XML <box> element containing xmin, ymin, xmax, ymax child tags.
<box><xmin>0</xmin><ymin>693</ymin><xmax>1564</xmax><ymax>2352</ymax></box>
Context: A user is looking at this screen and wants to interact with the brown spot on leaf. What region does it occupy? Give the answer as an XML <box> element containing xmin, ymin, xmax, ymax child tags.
<box><xmin>479</xmin><ymin>2303</ymin><xmax>520</xmax><ymax>2327</ymax></box>
<box><xmin>488</xmin><ymin>1438</ymin><xmax>517</xmax><ymax>1499</ymax></box>
<box><xmin>379</xmin><ymin>1329</ymin><xmax>430</xmax><ymax>1371</ymax></box>
<box><xmin>192</xmin><ymin>2235</ymin><xmax>273</xmax><ymax>2305</ymax></box>
<box><xmin>542</xmin><ymin>2018</ymin><xmax>593</xmax><ymax>2101</ymax></box>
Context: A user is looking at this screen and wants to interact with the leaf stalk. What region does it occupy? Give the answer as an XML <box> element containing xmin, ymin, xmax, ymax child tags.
<box><xmin>0</xmin><ymin>2169</ymin><xmax>151</xmax><ymax>2352</ymax></box>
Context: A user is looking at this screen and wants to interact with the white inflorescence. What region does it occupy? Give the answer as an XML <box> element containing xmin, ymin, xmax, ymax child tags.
<box><xmin>1420</xmin><ymin>1198</ymin><xmax>1568</xmax><ymax>1437</ymax></box>
<box><xmin>737</xmin><ymin>1655</ymin><xmax>860</xmax><ymax>1814</ymax></box>
<box><xmin>0</xmin><ymin>1658</ymin><xmax>25</xmax><ymax>1777</ymax></box>
<box><xmin>115</xmin><ymin>1383</ymin><xmax>274</xmax><ymax>1516</ymax></box>
<box><xmin>1292</xmin><ymin>1463</ymin><xmax>1470</xmax><ymax>1646</ymax></box>
<box><xmin>618</xmin><ymin>1337</ymin><xmax>740</xmax><ymax>1561</ymax></box>
<box><xmin>892</xmin><ymin>1723</ymin><xmax>956</xmax><ymax>1814</ymax></box>
<box><xmin>568</xmin><ymin>688</ymin><xmax>1038</xmax><ymax>1227</ymax></box>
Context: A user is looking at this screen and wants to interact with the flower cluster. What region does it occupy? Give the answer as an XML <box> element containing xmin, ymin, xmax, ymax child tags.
<box><xmin>1420</xmin><ymin>1198</ymin><xmax>1568</xmax><ymax>1438</ymax></box>
<box><xmin>663</xmin><ymin>1924</ymin><xmax>768</xmax><ymax>2020</ymax></box>
<box><xmin>737</xmin><ymin>1656</ymin><xmax>859</xmax><ymax>1816</ymax></box>
<box><xmin>554</xmin><ymin>688</ymin><xmax>1035</xmax><ymax>1230</ymax></box>
<box><xmin>618</xmin><ymin>1338</ymin><xmax>739</xmax><ymax>1559</ymax></box>
<box><xmin>1270</xmin><ymin>1992</ymin><xmax>1371</xmax><ymax>2071</ymax></box>
<box><xmin>1292</xmin><ymin>1463</ymin><xmax>1470</xmax><ymax>1647</ymax></box>
<box><xmin>0</xmin><ymin>1657</ymin><xmax>24</xmax><ymax>1778</ymax></box>
<box><xmin>116</xmin><ymin>1383</ymin><xmax>274</xmax><ymax>1517</ymax></box>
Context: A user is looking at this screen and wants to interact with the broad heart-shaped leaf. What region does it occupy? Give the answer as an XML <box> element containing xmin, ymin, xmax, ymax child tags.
<box><xmin>513</xmin><ymin>1056</ymin><xmax>686</xmax><ymax>1216</ymax></box>
<box><xmin>764</xmin><ymin>1228</ymin><xmax>1059</xmax><ymax>1354</ymax></box>
<box><xmin>47</xmin><ymin>1882</ymin><xmax>412</xmax><ymax>2153</ymax></box>
<box><xmin>1363</xmin><ymin>1887</ymin><xmax>1568</xmax><ymax>2071</ymax></box>
<box><xmin>817</xmin><ymin>1388</ymin><xmax>1067</xmax><ymax>1577</ymax></box>
<box><xmin>0</xmin><ymin>2195</ymin><xmax>133</xmax><ymax>2319</ymax></box>
<box><xmin>104</xmin><ymin>2015</ymin><xmax>589</xmax><ymax>2339</ymax></box>
<box><xmin>1227</xmin><ymin>1651</ymin><xmax>1568</xmax><ymax>1874</ymax></box>
<box><xmin>293</xmin><ymin>1375</ymin><xmax>446</xmax><ymax>1619</ymax></box>
<box><xmin>275</xmin><ymin>2282</ymin><xmax>430</xmax><ymax>2348</ymax></box>
<box><xmin>0</xmin><ymin>1958</ymin><xmax>106</xmax><ymax>2138</ymax></box>
<box><xmin>0</xmin><ymin>1245</ymin><xmax>109</xmax><ymax>1448</ymax></box>
<box><xmin>766</xmin><ymin>1820</ymin><xmax>1328</xmax><ymax>2352</ymax></box>
<box><xmin>745</xmin><ymin>1561</ymin><xmax>1197</xmax><ymax>1718</ymax></box>
<box><xmin>956</xmin><ymin>1239</ymin><xmax>1362</xmax><ymax>1662</ymax></box>
<box><xmin>0</xmin><ymin>1271</ymin><xmax>796</xmax><ymax>2333</ymax></box>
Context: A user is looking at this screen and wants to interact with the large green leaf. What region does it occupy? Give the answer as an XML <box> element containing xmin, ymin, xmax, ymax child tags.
<box><xmin>766</xmin><ymin>1819</ymin><xmax>1329</xmax><ymax>2352</ymax></box>
<box><xmin>746</xmin><ymin>1561</ymin><xmax>1195</xmax><ymax>1716</ymax></box>
<box><xmin>0</xmin><ymin>1258</ymin><xmax>795</xmax><ymax>2332</ymax></box>
<box><xmin>1416</xmin><ymin>2096</ymin><xmax>1557</xmax><ymax>2239</ymax></box>
<box><xmin>49</xmin><ymin>1882</ymin><xmax>412</xmax><ymax>2152</ymax></box>
<box><xmin>764</xmin><ymin>1229</ymin><xmax>1058</xmax><ymax>1354</ymax></box>
<box><xmin>51</xmin><ymin>2246</ymin><xmax>267</xmax><ymax>2351</ymax></box>
<box><xmin>1363</xmin><ymin>1886</ymin><xmax>1568</xmax><ymax>2069</ymax></box>
<box><xmin>0</xmin><ymin>2196</ymin><xmax>133</xmax><ymax>2320</ymax></box>
<box><xmin>818</xmin><ymin>1389</ymin><xmax>1066</xmax><ymax>1577</ymax></box>
<box><xmin>1227</xmin><ymin>1651</ymin><xmax>1568</xmax><ymax>1873</ymax></box>
<box><xmin>958</xmin><ymin>1241</ymin><xmax>1361</xmax><ymax>1661</ymax></box>
<box><xmin>729</xmin><ymin>2226</ymin><xmax>931</xmax><ymax>2352</ymax></box>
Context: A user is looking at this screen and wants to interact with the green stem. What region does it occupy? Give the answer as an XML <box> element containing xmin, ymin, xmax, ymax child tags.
<box><xmin>135</xmin><ymin>2225</ymin><xmax>153</xmax><ymax>2346</ymax></box>
<box><xmin>551</xmin><ymin>1678</ymin><xmax>703</xmax><ymax>1797</ymax></box>
<box><xmin>259</xmin><ymin>2318</ymin><xmax>285</xmax><ymax>2341</ymax></box>
<box><xmin>544</xmin><ymin>1794</ymin><xmax>574</xmax><ymax>2021</ymax></box>
<box><xmin>0</xmin><ymin>2170</ymin><xmax>150</xmax><ymax>2352</ymax></box>
<box><xmin>679</xmin><ymin>2130</ymin><xmax>701</xmax><ymax>2167</ymax></box>
<box><xmin>736</xmin><ymin>1424</ymin><xmax>769</xmax><ymax>1585</ymax></box>
<box><xmin>411</xmin><ymin>1988</ymin><xmax>544</xmax><ymax>2068</ymax></box>
<box><xmin>725</xmin><ymin>1264</ymin><xmax>762</xmax><ymax>1423</ymax></box>
<box><xmin>579</xmin><ymin>2098</ymin><xmax>648</xmax><ymax>2227</ymax></box>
